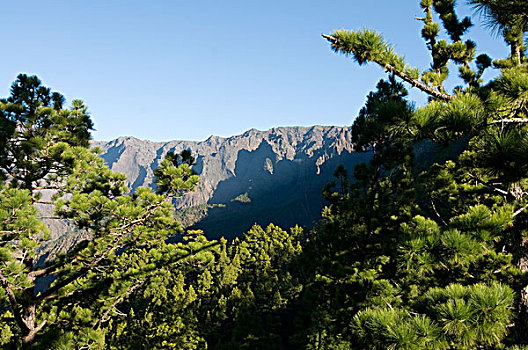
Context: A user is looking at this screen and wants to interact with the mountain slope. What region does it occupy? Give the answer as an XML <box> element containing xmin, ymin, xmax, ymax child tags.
<box><xmin>93</xmin><ymin>125</ymin><xmax>370</xmax><ymax>239</ymax></box>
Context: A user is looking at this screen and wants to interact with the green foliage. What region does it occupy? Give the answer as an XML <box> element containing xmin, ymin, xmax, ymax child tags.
<box><xmin>0</xmin><ymin>74</ymin><xmax>93</xmax><ymax>189</ymax></box>
<box><xmin>351</xmin><ymin>282</ymin><xmax>514</xmax><ymax>349</ymax></box>
<box><xmin>305</xmin><ymin>0</ymin><xmax>528</xmax><ymax>347</ymax></box>
<box><xmin>154</xmin><ymin>150</ymin><xmax>199</xmax><ymax>196</ymax></box>
<box><xmin>231</xmin><ymin>192</ymin><xmax>251</xmax><ymax>203</ymax></box>
<box><xmin>424</xmin><ymin>282</ymin><xmax>514</xmax><ymax>347</ymax></box>
<box><xmin>353</xmin><ymin>307</ymin><xmax>444</xmax><ymax>350</ymax></box>
<box><xmin>469</xmin><ymin>0</ymin><xmax>528</xmax><ymax>66</ymax></box>
<box><xmin>2</xmin><ymin>1</ymin><xmax>528</xmax><ymax>348</ymax></box>
<box><xmin>103</xmin><ymin>224</ymin><xmax>304</xmax><ymax>348</ymax></box>
<box><xmin>351</xmin><ymin>75</ymin><xmax>413</xmax><ymax>152</ymax></box>
<box><xmin>0</xmin><ymin>75</ymin><xmax>214</xmax><ymax>348</ymax></box>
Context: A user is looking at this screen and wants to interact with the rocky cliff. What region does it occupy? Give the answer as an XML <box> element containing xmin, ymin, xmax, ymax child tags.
<box><xmin>92</xmin><ymin>126</ymin><xmax>370</xmax><ymax>239</ymax></box>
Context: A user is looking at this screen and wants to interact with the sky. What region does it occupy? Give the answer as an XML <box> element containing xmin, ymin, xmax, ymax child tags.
<box><xmin>0</xmin><ymin>1</ymin><xmax>509</xmax><ymax>142</ymax></box>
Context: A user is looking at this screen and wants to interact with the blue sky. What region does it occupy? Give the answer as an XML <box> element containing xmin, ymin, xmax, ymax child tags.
<box><xmin>0</xmin><ymin>1</ymin><xmax>508</xmax><ymax>141</ymax></box>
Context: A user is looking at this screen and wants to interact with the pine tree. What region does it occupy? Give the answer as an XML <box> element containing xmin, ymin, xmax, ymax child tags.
<box><xmin>468</xmin><ymin>0</ymin><xmax>528</xmax><ymax>66</ymax></box>
<box><xmin>0</xmin><ymin>74</ymin><xmax>212</xmax><ymax>348</ymax></box>
<box><xmin>316</xmin><ymin>0</ymin><xmax>528</xmax><ymax>346</ymax></box>
<box><xmin>103</xmin><ymin>223</ymin><xmax>304</xmax><ymax>349</ymax></box>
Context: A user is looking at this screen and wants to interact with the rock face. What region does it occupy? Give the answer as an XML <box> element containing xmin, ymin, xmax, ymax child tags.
<box><xmin>92</xmin><ymin>126</ymin><xmax>370</xmax><ymax>239</ymax></box>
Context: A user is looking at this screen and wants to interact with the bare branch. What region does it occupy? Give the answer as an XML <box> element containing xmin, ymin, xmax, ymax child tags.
<box><xmin>34</xmin><ymin>200</ymin><xmax>56</xmax><ymax>205</ymax></box>
<box><xmin>383</xmin><ymin>64</ymin><xmax>454</xmax><ymax>101</ymax></box>
<box><xmin>431</xmin><ymin>199</ymin><xmax>448</xmax><ymax>226</ymax></box>
<box><xmin>490</xmin><ymin>118</ymin><xmax>528</xmax><ymax>125</ymax></box>
<box><xmin>94</xmin><ymin>281</ymin><xmax>143</xmax><ymax>328</ymax></box>
<box><xmin>36</xmin><ymin>202</ymin><xmax>163</xmax><ymax>302</ymax></box>
<box><xmin>33</xmin><ymin>185</ymin><xmax>64</xmax><ymax>191</ymax></box>
<box><xmin>0</xmin><ymin>272</ymin><xmax>30</xmax><ymax>334</ymax></box>
<box><xmin>468</xmin><ymin>173</ymin><xmax>510</xmax><ymax>196</ymax></box>
<box><xmin>34</xmin><ymin>319</ymin><xmax>47</xmax><ymax>335</ymax></box>
<box><xmin>28</xmin><ymin>264</ymin><xmax>60</xmax><ymax>279</ymax></box>
<box><xmin>514</xmin><ymin>203</ymin><xmax>528</xmax><ymax>218</ymax></box>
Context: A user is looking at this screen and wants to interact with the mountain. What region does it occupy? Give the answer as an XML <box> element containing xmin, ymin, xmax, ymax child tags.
<box><xmin>92</xmin><ymin>126</ymin><xmax>370</xmax><ymax>239</ymax></box>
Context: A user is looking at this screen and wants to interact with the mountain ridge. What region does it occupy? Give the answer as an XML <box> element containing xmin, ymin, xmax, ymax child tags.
<box><xmin>91</xmin><ymin>125</ymin><xmax>369</xmax><ymax>238</ymax></box>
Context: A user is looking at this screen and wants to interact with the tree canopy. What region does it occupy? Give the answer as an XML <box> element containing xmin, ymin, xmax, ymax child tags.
<box><xmin>0</xmin><ymin>74</ymin><xmax>213</xmax><ymax>348</ymax></box>
<box><xmin>2</xmin><ymin>0</ymin><xmax>528</xmax><ymax>348</ymax></box>
<box><xmin>313</xmin><ymin>0</ymin><xmax>528</xmax><ymax>347</ymax></box>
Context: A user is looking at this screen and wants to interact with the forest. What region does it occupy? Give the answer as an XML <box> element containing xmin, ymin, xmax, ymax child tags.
<box><xmin>1</xmin><ymin>0</ymin><xmax>528</xmax><ymax>348</ymax></box>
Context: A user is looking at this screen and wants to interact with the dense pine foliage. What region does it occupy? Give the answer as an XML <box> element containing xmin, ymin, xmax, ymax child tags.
<box><xmin>1</xmin><ymin>0</ymin><xmax>528</xmax><ymax>348</ymax></box>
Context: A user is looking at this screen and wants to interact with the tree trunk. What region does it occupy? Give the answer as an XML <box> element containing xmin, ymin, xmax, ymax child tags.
<box><xmin>514</xmin><ymin>236</ymin><xmax>528</xmax><ymax>343</ymax></box>
<box><xmin>21</xmin><ymin>304</ymin><xmax>37</xmax><ymax>348</ymax></box>
<box><xmin>519</xmin><ymin>285</ymin><xmax>528</xmax><ymax>344</ymax></box>
<box><xmin>511</xmin><ymin>42</ymin><xmax>521</xmax><ymax>66</ymax></box>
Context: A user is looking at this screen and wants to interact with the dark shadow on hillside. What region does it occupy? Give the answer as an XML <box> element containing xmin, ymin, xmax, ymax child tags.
<box><xmin>413</xmin><ymin>137</ymin><xmax>469</xmax><ymax>174</ymax></box>
<box><xmin>99</xmin><ymin>142</ymin><xmax>126</xmax><ymax>169</ymax></box>
<box><xmin>130</xmin><ymin>166</ymin><xmax>148</xmax><ymax>193</ymax></box>
<box><xmin>190</xmin><ymin>141</ymin><xmax>371</xmax><ymax>240</ymax></box>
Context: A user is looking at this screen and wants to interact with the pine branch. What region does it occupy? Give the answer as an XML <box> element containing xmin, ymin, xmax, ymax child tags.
<box><xmin>93</xmin><ymin>239</ymin><xmax>219</xmax><ymax>327</ymax></box>
<box><xmin>94</xmin><ymin>281</ymin><xmax>144</xmax><ymax>328</ymax></box>
<box><xmin>34</xmin><ymin>200</ymin><xmax>56</xmax><ymax>205</ymax></box>
<box><xmin>28</xmin><ymin>239</ymin><xmax>92</xmax><ymax>279</ymax></box>
<box><xmin>32</xmin><ymin>185</ymin><xmax>64</xmax><ymax>191</ymax></box>
<box><xmin>322</xmin><ymin>34</ymin><xmax>455</xmax><ymax>101</ymax></box>
<box><xmin>28</xmin><ymin>264</ymin><xmax>60</xmax><ymax>279</ymax></box>
<box><xmin>0</xmin><ymin>272</ymin><xmax>29</xmax><ymax>335</ymax></box>
<box><xmin>467</xmin><ymin>173</ymin><xmax>511</xmax><ymax>196</ymax></box>
<box><xmin>383</xmin><ymin>63</ymin><xmax>454</xmax><ymax>101</ymax></box>
<box><xmin>431</xmin><ymin>199</ymin><xmax>448</xmax><ymax>226</ymax></box>
<box><xmin>33</xmin><ymin>319</ymin><xmax>47</xmax><ymax>336</ymax></box>
<box><xmin>490</xmin><ymin>118</ymin><xmax>528</xmax><ymax>125</ymax></box>
<box><xmin>35</xmin><ymin>202</ymin><xmax>163</xmax><ymax>302</ymax></box>
<box><xmin>513</xmin><ymin>203</ymin><xmax>528</xmax><ymax>217</ymax></box>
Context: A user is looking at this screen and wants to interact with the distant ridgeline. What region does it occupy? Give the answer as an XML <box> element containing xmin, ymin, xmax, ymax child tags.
<box><xmin>92</xmin><ymin>126</ymin><xmax>371</xmax><ymax>239</ymax></box>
